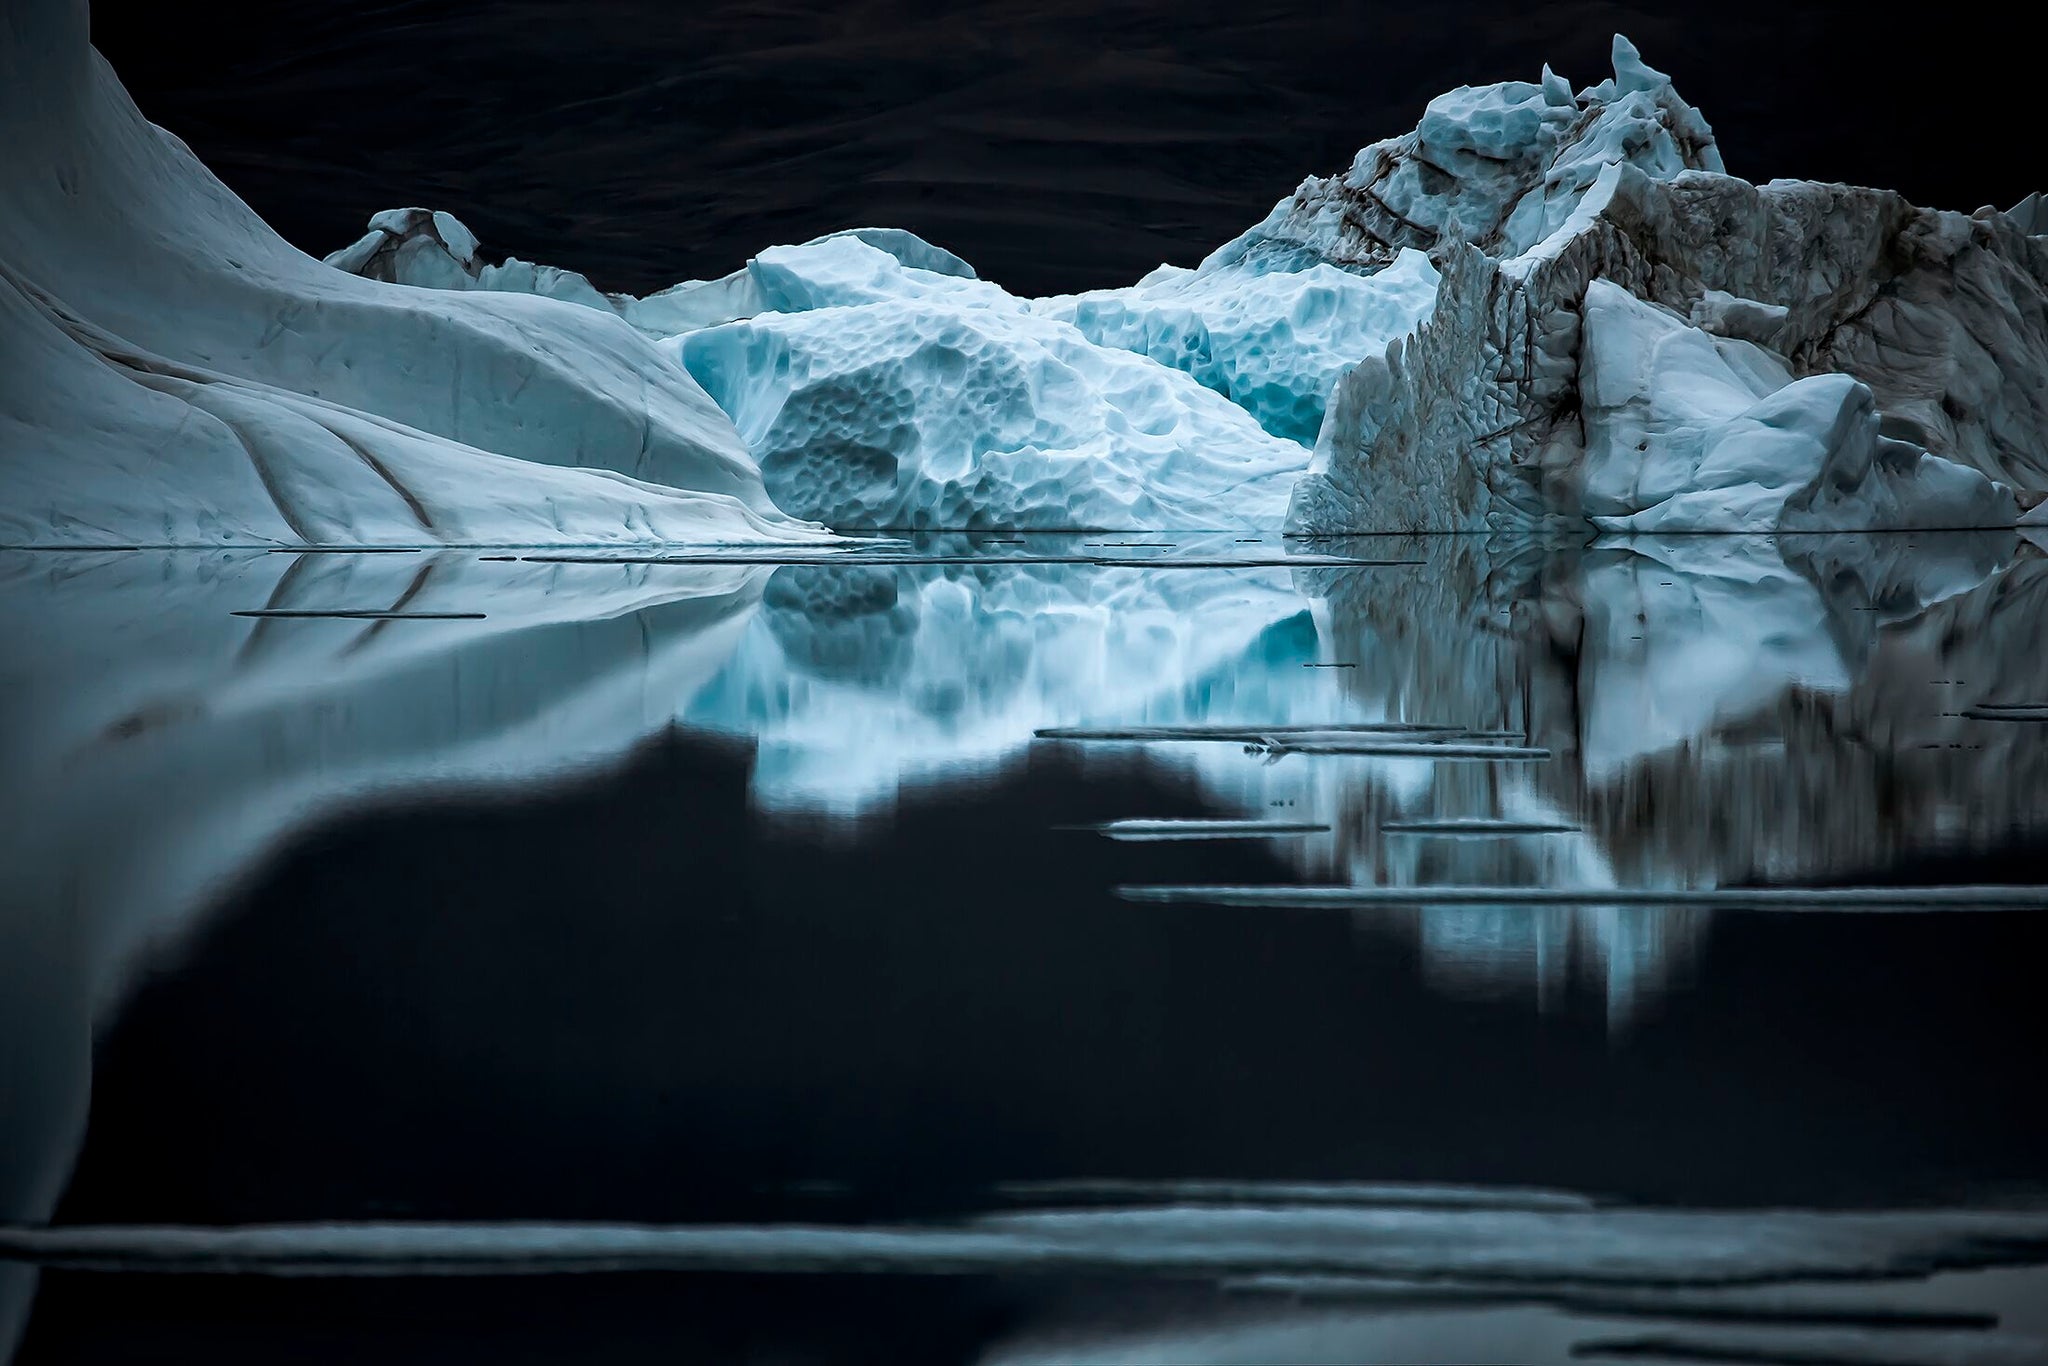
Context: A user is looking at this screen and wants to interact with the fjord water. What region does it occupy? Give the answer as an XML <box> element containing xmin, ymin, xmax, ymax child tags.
<box><xmin>3</xmin><ymin>532</ymin><xmax>2047</xmax><ymax>1364</ymax></box>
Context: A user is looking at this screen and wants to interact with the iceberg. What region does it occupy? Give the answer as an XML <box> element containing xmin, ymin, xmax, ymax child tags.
<box><xmin>1033</xmin><ymin>248</ymin><xmax>1441</xmax><ymax>446</ymax></box>
<box><xmin>13</xmin><ymin>0</ymin><xmax>2048</xmax><ymax>547</ymax></box>
<box><xmin>631</xmin><ymin>225</ymin><xmax>982</xmax><ymax>334</ymax></box>
<box><xmin>1283</xmin><ymin>37</ymin><xmax>2048</xmax><ymax>535</ymax></box>
<box><xmin>309</xmin><ymin>32</ymin><xmax>2048</xmax><ymax>539</ymax></box>
<box><xmin>1577</xmin><ymin>281</ymin><xmax>2015</xmax><ymax>533</ymax></box>
<box><xmin>329</xmin><ymin>225</ymin><xmax>1316</xmax><ymax>529</ymax></box>
<box><xmin>322</xmin><ymin>207</ymin><xmax>625</xmax><ymax>314</ymax></box>
<box><xmin>323</xmin><ymin>211</ymin><xmax>983</xmax><ymax>337</ymax></box>
<box><xmin>1211</xmin><ymin>37</ymin><xmax>1723</xmax><ymax>275</ymax></box>
<box><xmin>670</xmin><ymin>236</ymin><xmax>1312</xmax><ymax>529</ymax></box>
<box><xmin>0</xmin><ymin>0</ymin><xmax>827</xmax><ymax>548</ymax></box>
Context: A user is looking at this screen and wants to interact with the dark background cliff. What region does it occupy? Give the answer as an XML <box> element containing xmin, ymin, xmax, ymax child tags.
<box><xmin>90</xmin><ymin>0</ymin><xmax>2037</xmax><ymax>297</ymax></box>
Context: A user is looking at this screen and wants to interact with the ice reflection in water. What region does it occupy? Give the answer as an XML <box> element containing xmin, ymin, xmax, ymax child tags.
<box><xmin>648</xmin><ymin>530</ymin><xmax>2045</xmax><ymax>1025</ymax></box>
<box><xmin>7</xmin><ymin>531</ymin><xmax>2047</xmax><ymax>1040</ymax></box>
<box><xmin>4</xmin><ymin>529</ymin><xmax>2048</xmax><ymax>1361</ymax></box>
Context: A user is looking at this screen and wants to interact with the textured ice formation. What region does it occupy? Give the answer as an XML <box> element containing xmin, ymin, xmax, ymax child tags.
<box><xmin>0</xmin><ymin>2</ymin><xmax>825</xmax><ymax>548</ymax></box>
<box><xmin>623</xmin><ymin>227</ymin><xmax>982</xmax><ymax>336</ymax></box>
<box><xmin>319</xmin><ymin>209</ymin><xmax>1311</xmax><ymax>533</ymax></box>
<box><xmin>672</xmin><ymin>236</ymin><xmax>1311</xmax><ymax>528</ymax></box>
<box><xmin>1033</xmin><ymin>248</ymin><xmax>1440</xmax><ymax>445</ymax></box>
<box><xmin>1284</xmin><ymin>37</ymin><xmax>2048</xmax><ymax>534</ymax></box>
<box><xmin>325</xmin><ymin>211</ymin><xmax>984</xmax><ymax>337</ymax></box>
<box><xmin>1578</xmin><ymin>282</ymin><xmax>2014</xmax><ymax>532</ymax></box>
<box><xmin>19</xmin><ymin>0</ymin><xmax>2047</xmax><ymax>546</ymax></box>
<box><xmin>2008</xmin><ymin>192</ymin><xmax>2048</xmax><ymax>237</ymax></box>
<box><xmin>323</xmin><ymin>207</ymin><xmax>624</xmax><ymax>313</ymax></box>
<box><xmin>1211</xmin><ymin>36</ymin><xmax>1722</xmax><ymax>277</ymax></box>
<box><xmin>310</xmin><ymin>31</ymin><xmax>2048</xmax><ymax>540</ymax></box>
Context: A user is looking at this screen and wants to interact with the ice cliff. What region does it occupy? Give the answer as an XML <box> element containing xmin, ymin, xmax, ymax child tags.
<box><xmin>0</xmin><ymin>0</ymin><xmax>828</xmax><ymax>547</ymax></box>
<box><xmin>1277</xmin><ymin>37</ymin><xmax>2048</xmax><ymax>534</ymax></box>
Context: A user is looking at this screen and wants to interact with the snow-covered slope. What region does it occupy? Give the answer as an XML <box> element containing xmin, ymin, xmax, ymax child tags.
<box><xmin>0</xmin><ymin>0</ymin><xmax>827</xmax><ymax>547</ymax></box>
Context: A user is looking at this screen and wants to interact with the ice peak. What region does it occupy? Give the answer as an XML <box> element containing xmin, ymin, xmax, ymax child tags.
<box><xmin>1205</xmin><ymin>36</ymin><xmax>1724</xmax><ymax>275</ymax></box>
<box><xmin>1607</xmin><ymin>33</ymin><xmax>1668</xmax><ymax>97</ymax></box>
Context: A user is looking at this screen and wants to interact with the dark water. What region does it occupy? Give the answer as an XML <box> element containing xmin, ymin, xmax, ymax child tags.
<box><xmin>4</xmin><ymin>532</ymin><xmax>2048</xmax><ymax>1364</ymax></box>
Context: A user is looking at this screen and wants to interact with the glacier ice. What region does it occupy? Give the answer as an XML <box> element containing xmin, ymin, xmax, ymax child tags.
<box><xmin>670</xmin><ymin>235</ymin><xmax>1311</xmax><ymax>529</ymax></box>
<box><xmin>323</xmin><ymin>207</ymin><xmax>625</xmax><ymax>314</ymax></box>
<box><xmin>1577</xmin><ymin>281</ymin><xmax>2015</xmax><ymax>533</ymax></box>
<box><xmin>1033</xmin><ymin>248</ymin><xmax>1440</xmax><ymax>446</ymax></box>
<box><xmin>625</xmin><ymin>226</ymin><xmax>983</xmax><ymax>336</ymax></box>
<box><xmin>0</xmin><ymin>1</ymin><xmax>827</xmax><ymax>548</ymax></box>
<box><xmin>323</xmin><ymin>220</ymin><xmax>1316</xmax><ymax>530</ymax></box>
<box><xmin>12</xmin><ymin>0</ymin><xmax>2048</xmax><ymax>548</ymax></box>
<box><xmin>1207</xmin><ymin>36</ymin><xmax>1722</xmax><ymax>277</ymax></box>
<box><xmin>1283</xmin><ymin>36</ymin><xmax>2048</xmax><ymax>535</ymax></box>
<box><xmin>310</xmin><ymin>29</ymin><xmax>2048</xmax><ymax>540</ymax></box>
<box><xmin>323</xmin><ymin>210</ymin><xmax>983</xmax><ymax>336</ymax></box>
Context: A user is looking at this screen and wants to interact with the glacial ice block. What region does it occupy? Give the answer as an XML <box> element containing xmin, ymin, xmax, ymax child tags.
<box><xmin>1580</xmin><ymin>283</ymin><xmax>2014</xmax><ymax>533</ymax></box>
<box><xmin>323</xmin><ymin>207</ymin><xmax>624</xmax><ymax>313</ymax></box>
<box><xmin>1209</xmin><ymin>35</ymin><xmax>1723</xmax><ymax>277</ymax></box>
<box><xmin>672</xmin><ymin>237</ymin><xmax>1311</xmax><ymax>529</ymax></box>
<box><xmin>1033</xmin><ymin>248</ymin><xmax>1440</xmax><ymax>446</ymax></box>
<box><xmin>1282</xmin><ymin>36</ymin><xmax>2048</xmax><ymax>534</ymax></box>
<box><xmin>325</xmin><ymin>210</ymin><xmax>984</xmax><ymax>337</ymax></box>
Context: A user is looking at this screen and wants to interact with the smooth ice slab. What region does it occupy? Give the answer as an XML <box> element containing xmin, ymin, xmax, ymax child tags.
<box><xmin>1578</xmin><ymin>283</ymin><xmax>2016</xmax><ymax>533</ymax></box>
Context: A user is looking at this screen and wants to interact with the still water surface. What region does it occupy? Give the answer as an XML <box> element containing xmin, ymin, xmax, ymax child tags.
<box><xmin>3</xmin><ymin>532</ymin><xmax>2046</xmax><ymax>1363</ymax></box>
